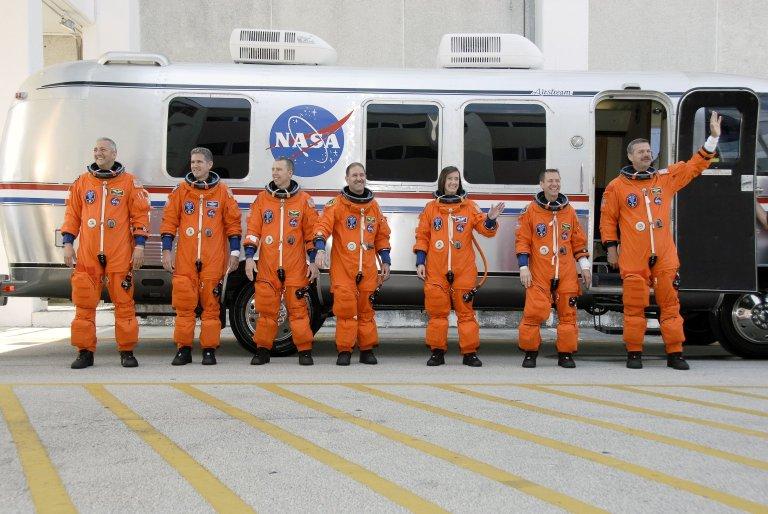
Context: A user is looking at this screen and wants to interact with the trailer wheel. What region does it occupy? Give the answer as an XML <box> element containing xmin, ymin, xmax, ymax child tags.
<box><xmin>682</xmin><ymin>312</ymin><xmax>717</xmax><ymax>346</ymax></box>
<box><xmin>229</xmin><ymin>282</ymin><xmax>324</xmax><ymax>357</ymax></box>
<box><xmin>716</xmin><ymin>293</ymin><xmax>768</xmax><ymax>358</ymax></box>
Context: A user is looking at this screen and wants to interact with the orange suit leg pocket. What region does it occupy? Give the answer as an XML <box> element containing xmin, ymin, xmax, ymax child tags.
<box><xmin>285</xmin><ymin>287</ymin><xmax>313</xmax><ymax>352</ymax></box>
<box><xmin>622</xmin><ymin>274</ymin><xmax>650</xmax><ymax>350</ymax></box>
<box><xmin>71</xmin><ymin>271</ymin><xmax>101</xmax><ymax>309</ymax></box>
<box><xmin>357</xmin><ymin>291</ymin><xmax>378</xmax><ymax>351</ymax></box>
<box><xmin>199</xmin><ymin>281</ymin><xmax>222</xmax><ymax>349</ymax></box>
<box><xmin>453</xmin><ymin>289</ymin><xmax>479</xmax><ymax>354</ymax></box>
<box><xmin>70</xmin><ymin>271</ymin><xmax>101</xmax><ymax>351</ymax></box>
<box><xmin>332</xmin><ymin>286</ymin><xmax>358</xmax><ymax>352</ymax></box>
<box><xmin>554</xmin><ymin>292</ymin><xmax>579</xmax><ymax>353</ymax></box>
<box><xmin>171</xmin><ymin>274</ymin><xmax>198</xmax><ymax>347</ymax></box>
<box><xmin>653</xmin><ymin>270</ymin><xmax>684</xmax><ymax>353</ymax></box>
<box><xmin>171</xmin><ymin>275</ymin><xmax>199</xmax><ymax>312</ymax></box>
<box><xmin>253</xmin><ymin>280</ymin><xmax>280</xmax><ymax>349</ymax></box>
<box><xmin>518</xmin><ymin>285</ymin><xmax>549</xmax><ymax>351</ymax></box>
<box><xmin>107</xmin><ymin>272</ymin><xmax>138</xmax><ymax>351</ymax></box>
<box><xmin>424</xmin><ymin>283</ymin><xmax>451</xmax><ymax>351</ymax></box>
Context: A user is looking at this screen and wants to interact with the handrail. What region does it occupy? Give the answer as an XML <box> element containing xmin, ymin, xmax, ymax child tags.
<box><xmin>97</xmin><ymin>52</ymin><xmax>170</xmax><ymax>67</ymax></box>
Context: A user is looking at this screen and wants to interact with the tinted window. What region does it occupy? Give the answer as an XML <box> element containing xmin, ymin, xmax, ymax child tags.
<box><xmin>166</xmin><ymin>97</ymin><xmax>251</xmax><ymax>178</ymax></box>
<box><xmin>692</xmin><ymin>106</ymin><xmax>742</xmax><ymax>162</ymax></box>
<box><xmin>365</xmin><ymin>104</ymin><xmax>439</xmax><ymax>182</ymax></box>
<box><xmin>464</xmin><ymin>103</ymin><xmax>546</xmax><ymax>185</ymax></box>
<box><xmin>757</xmin><ymin>94</ymin><xmax>768</xmax><ymax>175</ymax></box>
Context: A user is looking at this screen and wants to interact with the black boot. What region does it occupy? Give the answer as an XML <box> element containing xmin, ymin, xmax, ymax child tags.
<box><xmin>172</xmin><ymin>346</ymin><xmax>192</xmax><ymax>366</ymax></box>
<box><xmin>120</xmin><ymin>351</ymin><xmax>138</xmax><ymax>368</ymax></box>
<box><xmin>522</xmin><ymin>351</ymin><xmax>538</xmax><ymax>368</ymax></box>
<box><xmin>298</xmin><ymin>350</ymin><xmax>314</xmax><ymax>366</ymax></box>
<box><xmin>359</xmin><ymin>350</ymin><xmax>378</xmax><ymax>365</ymax></box>
<box><xmin>626</xmin><ymin>351</ymin><xmax>643</xmax><ymax>369</ymax></box>
<box><xmin>667</xmin><ymin>352</ymin><xmax>690</xmax><ymax>370</ymax></box>
<box><xmin>201</xmin><ymin>348</ymin><xmax>217</xmax><ymax>365</ymax></box>
<box><xmin>250</xmin><ymin>347</ymin><xmax>271</xmax><ymax>365</ymax></box>
<box><xmin>462</xmin><ymin>352</ymin><xmax>482</xmax><ymax>367</ymax></box>
<box><xmin>558</xmin><ymin>352</ymin><xmax>576</xmax><ymax>369</ymax></box>
<box><xmin>336</xmin><ymin>351</ymin><xmax>351</xmax><ymax>366</ymax></box>
<box><xmin>426</xmin><ymin>349</ymin><xmax>445</xmax><ymax>366</ymax></box>
<box><xmin>71</xmin><ymin>349</ymin><xmax>94</xmax><ymax>369</ymax></box>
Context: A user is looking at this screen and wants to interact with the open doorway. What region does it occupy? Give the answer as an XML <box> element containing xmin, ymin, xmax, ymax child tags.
<box><xmin>593</xmin><ymin>98</ymin><xmax>669</xmax><ymax>280</ymax></box>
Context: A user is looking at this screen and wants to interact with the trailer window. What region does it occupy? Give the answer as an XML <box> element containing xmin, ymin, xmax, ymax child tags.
<box><xmin>365</xmin><ymin>104</ymin><xmax>439</xmax><ymax>182</ymax></box>
<box><xmin>463</xmin><ymin>103</ymin><xmax>546</xmax><ymax>185</ymax></box>
<box><xmin>757</xmin><ymin>94</ymin><xmax>768</xmax><ymax>175</ymax></box>
<box><xmin>166</xmin><ymin>97</ymin><xmax>250</xmax><ymax>179</ymax></box>
<box><xmin>691</xmin><ymin>106</ymin><xmax>742</xmax><ymax>162</ymax></box>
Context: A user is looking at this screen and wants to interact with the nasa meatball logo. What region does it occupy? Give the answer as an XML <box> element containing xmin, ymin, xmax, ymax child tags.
<box><xmin>269</xmin><ymin>105</ymin><xmax>352</xmax><ymax>177</ymax></box>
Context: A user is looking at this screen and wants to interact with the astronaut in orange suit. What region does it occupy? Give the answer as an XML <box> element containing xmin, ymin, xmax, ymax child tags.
<box><xmin>516</xmin><ymin>169</ymin><xmax>591</xmax><ymax>369</ymax></box>
<box><xmin>160</xmin><ymin>147</ymin><xmax>241</xmax><ymax>366</ymax></box>
<box><xmin>61</xmin><ymin>137</ymin><xmax>150</xmax><ymax>369</ymax></box>
<box><xmin>313</xmin><ymin>162</ymin><xmax>392</xmax><ymax>366</ymax></box>
<box><xmin>601</xmin><ymin>111</ymin><xmax>721</xmax><ymax>370</ymax></box>
<box><xmin>243</xmin><ymin>158</ymin><xmax>319</xmax><ymax>366</ymax></box>
<box><xmin>414</xmin><ymin>166</ymin><xmax>504</xmax><ymax>367</ymax></box>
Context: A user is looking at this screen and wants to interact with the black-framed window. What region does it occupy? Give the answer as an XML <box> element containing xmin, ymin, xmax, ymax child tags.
<box><xmin>692</xmin><ymin>106</ymin><xmax>742</xmax><ymax>162</ymax></box>
<box><xmin>365</xmin><ymin>104</ymin><xmax>439</xmax><ymax>182</ymax></box>
<box><xmin>757</xmin><ymin>94</ymin><xmax>768</xmax><ymax>175</ymax></box>
<box><xmin>463</xmin><ymin>103</ymin><xmax>546</xmax><ymax>185</ymax></box>
<box><xmin>166</xmin><ymin>96</ymin><xmax>251</xmax><ymax>179</ymax></box>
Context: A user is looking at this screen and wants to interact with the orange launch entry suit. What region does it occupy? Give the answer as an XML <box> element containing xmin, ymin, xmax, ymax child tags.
<box><xmin>160</xmin><ymin>172</ymin><xmax>241</xmax><ymax>349</ymax></box>
<box><xmin>313</xmin><ymin>187</ymin><xmax>392</xmax><ymax>353</ymax></box>
<box><xmin>414</xmin><ymin>191</ymin><xmax>498</xmax><ymax>354</ymax></box>
<box><xmin>600</xmin><ymin>147</ymin><xmax>715</xmax><ymax>353</ymax></box>
<box><xmin>61</xmin><ymin>163</ymin><xmax>150</xmax><ymax>352</ymax></box>
<box><xmin>244</xmin><ymin>181</ymin><xmax>318</xmax><ymax>351</ymax></box>
<box><xmin>515</xmin><ymin>193</ymin><xmax>589</xmax><ymax>353</ymax></box>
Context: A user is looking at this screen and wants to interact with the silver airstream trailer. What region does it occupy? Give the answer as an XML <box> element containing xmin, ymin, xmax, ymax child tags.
<box><xmin>1</xmin><ymin>31</ymin><xmax>767</xmax><ymax>358</ymax></box>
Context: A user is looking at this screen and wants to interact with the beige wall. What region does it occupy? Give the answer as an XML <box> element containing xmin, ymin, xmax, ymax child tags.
<box><xmin>589</xmin><ymin>0</ymin><xmax>768</xmax><ymax>79</ymax></box>
<box><xmin>43</xmin><ymin>35</ymin><xmax>79</xmax><ymax>66</ymax></box>
<box><xmin>139</xmin><ymin>0</ymin><xmax>525</xmax><ymax>67</ymax></box>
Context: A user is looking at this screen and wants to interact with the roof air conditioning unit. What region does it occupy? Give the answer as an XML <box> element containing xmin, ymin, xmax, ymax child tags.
<box><xmin>437</xmin><ymin>33</ymin><xmax>543</xmax><ymax>69</ymax></box>
<box><xmin>230</xmin><ymin>29</ymin><xmax>337</xmax><ymax>65</ymax></box>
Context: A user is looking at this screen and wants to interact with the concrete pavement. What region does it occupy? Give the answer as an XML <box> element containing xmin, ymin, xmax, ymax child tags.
<box><xmin>0</xmin><ymin>326</ymin><xmax>766</xmax><ymax>513</ymax></box>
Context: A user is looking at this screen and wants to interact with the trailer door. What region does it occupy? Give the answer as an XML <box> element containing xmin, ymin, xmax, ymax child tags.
<box><xmin>676</xmin><ymin>89</ymin><xmax>759</xmax><ymax>292</ymax></box>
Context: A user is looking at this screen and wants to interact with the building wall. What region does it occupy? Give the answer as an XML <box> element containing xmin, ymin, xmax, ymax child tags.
<box><xmin>43</xmin><ymin>35</ymin><xmax>79</xmax><ymax>66</ymax></box>
<box><xmin>139</xmin><ymin>0</ymin><xmax>526</xmax><ymax>67</ymax></box>
<box><xmin>589</xmin><ymin>0</ymin><xmax>768</xmax><ymax>79</ymax></box>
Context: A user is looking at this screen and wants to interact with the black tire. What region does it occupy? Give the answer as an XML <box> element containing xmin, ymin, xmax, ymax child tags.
<box><xmin>682</xmin><ymin>312</ymin><xmax>717</xmax><ymax>346</ymax></box>
<box><xmin>229</xmin><ymin>282</ymin><xmax>325</xmax><ymax>357</ymax></box>
<box><xmin>716</xmin><ymin>293</ymin><xmax>768</xmax><ymax>359</ymax></box>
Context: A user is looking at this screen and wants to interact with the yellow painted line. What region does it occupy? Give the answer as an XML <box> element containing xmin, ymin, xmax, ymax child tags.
<box><xmin>261</xmin><ymin>384</ymin><xmax>605</xmax><ymax>514</ymax></box>
<box><xmin>523</xmin><ymin>385</ymin><xmax>768</xmax><ymax>440</ymax></box>
<box><xmin>607</xmin><ymin>385</ymin><xmax>768</xmax><ymax>418</ymax></box>
<box><xmin>691</xmin><ymin>386</ymin><xmax>768</xmax><ymax>401</ymax></box>
<box><xmin>174</xmin><ymin>384</ymin><xmax>446</xmax><ymax>513</ymax></box>
<box><xmin>85</xmin><ymin>385</ymin><xmax>254</xmax><ymax>513</ymax></box>
<box><xmin>0</xmin><ymin>385</ymin><xmax>76</xmax><ymax>514</ymax></box>
<box><xmin>349</xmin><ymin>384</ymin><xmax>768</xmax><ymax>514</ymax></box>
<box><xmin>440</xmin><ymin>385</ymin><xmax>768</xmax><ymax>472</ymax></box>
